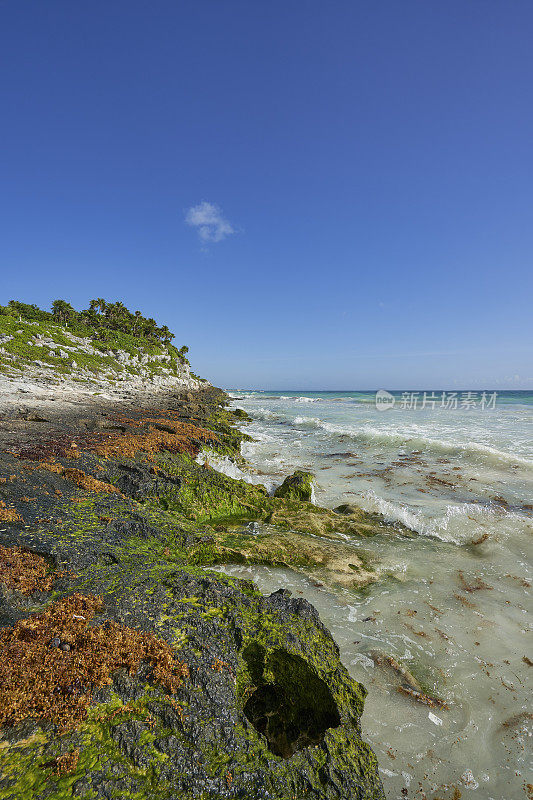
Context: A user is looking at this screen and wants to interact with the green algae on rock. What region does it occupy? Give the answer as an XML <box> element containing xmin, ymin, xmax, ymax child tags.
<box><xmin>273</xmin><ymin>469</ymin><xmax>316</xmax><ymax>502</ymax></box>
<box><xmin>196</xmin><ymin>528</ymin><xmax>377</xmax><ymax>590</ymax></box>
<box><xmin>0</xmin><ymin>385</ymin><xmax>386</xmax><ymax>799</ymax></box>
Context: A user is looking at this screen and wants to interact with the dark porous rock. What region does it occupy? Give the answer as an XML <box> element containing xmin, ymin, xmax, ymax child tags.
<box><xmin>0</xmin><ymin>386</ymin><xmax>385</xmax><ymax>800</ymax></box>
<box><xmin>106</xmin><ymin>463</ymin><xmax>154</xmax><ymax>499</ymax></box>
<box><xmin>264</xmin><ymin>588</ymin><xmax>324</xmax><ymax>627</ymax></box>
<box><xmin>20</xmin><ymin>411</ymin><xmax>51</xmax><ymax>423</ymax></box>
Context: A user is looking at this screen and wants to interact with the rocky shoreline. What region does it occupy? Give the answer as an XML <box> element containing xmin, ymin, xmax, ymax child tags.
<box><xmin>0</xmin><ymin>384</ymin><xmax>385</xmax><ymax>799</ymax></box>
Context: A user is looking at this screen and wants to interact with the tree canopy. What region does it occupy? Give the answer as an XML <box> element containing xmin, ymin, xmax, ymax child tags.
<box><xmin>0</xmin><ymin>298</ymin><xmax>178</xmax><ymax>347</ymax></box>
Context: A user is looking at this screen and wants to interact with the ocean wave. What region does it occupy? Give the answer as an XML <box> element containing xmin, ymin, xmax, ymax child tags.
<box><xmin>229</xmin><ymin>392</ymin><xmax>259</xmax><ymax>400</ymax></box>
<box><xmin>360</xmin><ymin>491</ymin><xmax>512</xmax><ymax>543</ymax></box>
<box><xmin>293</xmin><ymin>415</ymin><xmax>323</xmax><ymax>427</ymax></box>
<box><xmin>291</xmin><ymin>416</ymin><xmax>533</xmax><ymax>471</ymax></box>
<box><xmin>195</xmin><ymin>450</ymin><xmax>277</xmax><ymax>493</ymax></box>
<box><xmin>251</xmin><ymin>407</ymin><xmax>285</xmax><ymax>421</ymax></box>
<box><xmin>257</xmin><ymin>395</ymin><xmax>321</xmax><ymax>402</ymax></box>
<box><xmin>360</xmin><ymin>490</ymin><xmax>443</xmax><ymax>540</ymax></box>
<box><xmin>241</xmin><ymin>429</ymin><xmax>276</xmax><ymax>444</ymax></box>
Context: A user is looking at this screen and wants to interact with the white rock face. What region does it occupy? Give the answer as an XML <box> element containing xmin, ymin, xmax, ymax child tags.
<box><xmin>0</xmin><ymin>325</ymin><xmax>210</xmax><ymax>412</ymax></box>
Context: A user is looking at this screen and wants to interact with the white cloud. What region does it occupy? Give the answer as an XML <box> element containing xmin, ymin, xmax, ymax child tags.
<box><xmin>185</xmin><ymin>201</ymin><xmax>235</xmax><ymax>243</ymax></box>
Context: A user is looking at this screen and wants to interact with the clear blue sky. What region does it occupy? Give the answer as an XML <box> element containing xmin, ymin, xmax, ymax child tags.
<box><xmin>1</xmin><ymin>0</ymin><xmax>532</xmax><ymax>389</ymax></box>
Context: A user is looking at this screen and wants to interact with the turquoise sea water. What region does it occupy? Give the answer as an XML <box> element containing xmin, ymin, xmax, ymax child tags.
<box><xmin>232</xmin><ymin>389</ymin><xmax>533</xmax><ymax>404</ymax></box>
<box><xmin>216</xmin><ymin>388</ymin><xmax>532</xmax><ymax>800</ymax></box>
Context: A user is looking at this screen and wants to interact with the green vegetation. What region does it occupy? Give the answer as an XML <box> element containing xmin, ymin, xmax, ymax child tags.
<box><xmin>0</xmin><ymin>301</ymin><xmax>194</xmax><ymax>382</ymax></box>
<box><xmin>0</xmin><ymin>298</ymin><xmax>188</xmax><ymax>353</ymax></box>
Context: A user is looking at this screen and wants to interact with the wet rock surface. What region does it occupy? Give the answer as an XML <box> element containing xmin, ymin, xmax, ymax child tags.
<box><xmin>243</xmin><ymin>643</ymin><xmax>341</xmax><ymax>759</ymax></box>
<box><xmin>0</xmin><ymin>387</ymin><xmax>384</xmax><ymax>799</ymax></box>
<box><xmin>274</xmin><ymin>470</ymin><xmax>315</xmax><ymax>502</ymax></box>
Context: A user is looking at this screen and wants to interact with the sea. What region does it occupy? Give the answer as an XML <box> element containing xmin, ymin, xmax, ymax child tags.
<box><xmin>217</xmin><ymin>389</ymin><xmax>532</xmax><ymax>800</ymax></box>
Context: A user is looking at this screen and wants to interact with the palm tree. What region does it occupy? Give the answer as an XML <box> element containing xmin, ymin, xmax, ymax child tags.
<box><xmin>80</xmin><ymin>308</ymin><xmax>98</xmax><ymax>327</ymax></box>
<box><xmin>143</xmin><ymin>318</ymin><xmax>158</xmax><ymax>339</ymax></box>
<box><xmin>51</xmin><ymin>300</ymin><xmax>75</xmax><ymax>325</ymax></box>
<box><xmin>104</xmin><ymin>301</ymin><xmax>123</xmax><ymax>330</ymax></box>
<box><xmin>159</xmin><ymin>325</ymin><xmax>174</xmax><ymax>344</ymax></box>
<box><xmin>178</xmin><ymin>345</ymin><xmax>189</xmax><ymax>362</ymax></box>
<box><xmin>132</xmin><ymin>310</ymin><xmax>143</xmax><ymax>336</ymax></box>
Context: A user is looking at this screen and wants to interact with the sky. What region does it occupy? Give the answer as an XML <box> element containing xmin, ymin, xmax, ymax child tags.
<box><xmin>1</xmin><ymin>0</ymin><xmax>532</xmax><ymax>390</ymax></box>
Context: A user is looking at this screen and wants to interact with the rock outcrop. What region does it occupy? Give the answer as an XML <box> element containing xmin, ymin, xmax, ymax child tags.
<box><xmin>0</xmin><ymin>386</ymin><xmax>385</xmax><ymax>799</ymax></box>
<box><xmin>274</xmin><ymin>470</ymin><xmax>316</xmax><ymax>502</ymax></box>
<box><xmin>0</xmin><ymin>315</ymin><xmax>207</xmax><ymax>412</ymax></box>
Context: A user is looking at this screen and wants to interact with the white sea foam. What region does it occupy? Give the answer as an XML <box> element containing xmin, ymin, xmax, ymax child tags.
<box><xmin>360</xmin><ymin>490</ymin><xmax>438</xmax><ymax>538</ymax></box>
<box><xmin>361</xmin><ymin>491</ymin><xmax>531</xmax><ymax>543</ymax></box>
<box><xmin>359</xmin><ymin>490</ymin><xmax>506</xmax><ymax>543</ymax></box>
<box><xmin>252</xmin><ymin>407</ymin><xmax>284</xmax><ymax>421</ymax></box>
<box><xmin>195</xmin><ymin>450</ymin><xmax>277</xmax><ymax>493</ymax></box>
<box><xmin>293</xmin><ymin>415</ymin><xmax>323</xmax><ymax>427</ymax></box>
<box><xmin>241</xmin><ymin>429</ymin><xmax>276</xmax><ymax>445</ymax></box>
<box><xmin>291</xmin><ymin>416</ymin><xmax>533</xmax><ymax>471</ymax></box>
<box><xmin>228</xmin><ymin>392</ymin><xmax>259</xmax><ymax>399</ymax></box>
<box><xmin>265</xmin><ymin>395</ymin><xmax>320</xmax><ymax>402</ymax></box>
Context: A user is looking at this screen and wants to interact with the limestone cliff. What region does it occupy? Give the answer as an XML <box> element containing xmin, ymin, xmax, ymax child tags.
<box><xmin>0</xmin><ymin>314</ymin><xmax>208</xmax><ymax>406</ymax></box>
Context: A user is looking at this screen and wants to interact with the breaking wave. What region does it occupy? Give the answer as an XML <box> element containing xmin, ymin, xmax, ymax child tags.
<box><xmin>359</xmin><ymin>491</ymin><xmax>506</xmax><ymax>543</ymax></box>
<box><xmin>290</xmin><ymin>417</ymin><xmax>533</xmax><ymax>471</ymax></box>
<box><xmin>195</xmin><ymin>450</ymin><xmax>277</xmax><ymax>493</ymax></box>
<box><xmin>252</xmin><ymin>407</ymin><xmax>285</xmax><ymax>421</ymax></box>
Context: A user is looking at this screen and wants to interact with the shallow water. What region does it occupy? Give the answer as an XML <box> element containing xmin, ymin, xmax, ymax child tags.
<box><xmin>219</xmin><ymin>390</ymin><xmax>532</xmax><ymax>800</ymax></box>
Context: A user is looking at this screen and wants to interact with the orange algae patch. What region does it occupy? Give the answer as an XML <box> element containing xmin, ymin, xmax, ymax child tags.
<box><xmin>92</xmin><ymin>418</ymin><xmax>218</xmax><ymax>460</ymax></box>
<box><xmin>61</xmin><ymin>467</ymin><xmax>120</xmax><ymax>494</ymax></box>
<box><xmin>0</xmin><ymin>546</ymin><xmax>54</xmax><ymax>594</ymax></box>
<box><xmin>0</xmin><ymin>501</ymin><xmax>23</xmax><ymax>523</ymax></box>
<box><xmin>7</xmin><ymin>407</ymin><xmax>219</xmax><ymax>465</ymax></box>
<box><xmin>37</xmin><ymin>462</ymin><xmax>120</xmax><ymax>494</ymax></box>
<box><xmin>0</xmin><ymin>594</ymin><xmax>189</xmax><ymax>732</ymax></box>
<box><xmin>47</xmin><ymin>749</ymin><xmax>80</xmax><ymax>774</ymax></box>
